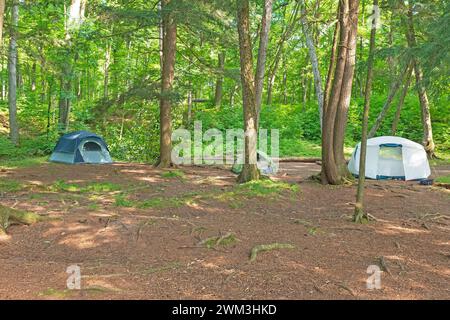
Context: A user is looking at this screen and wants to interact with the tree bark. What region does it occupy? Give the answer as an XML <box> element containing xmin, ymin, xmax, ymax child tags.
<box><xmin>157</xmin><ymin>0</ymin><xmax>177</xmax><ymax>167</ymax></box>
<box><xmin>236</xmin><ymin>0</ymin><xmax>260</xmax><ymax>183</ymax></box>
<box><xmin>103</xmin><ymin>40</ymin><xmax>111</xmax><ymax>99</ymax></box>
<box><xmin>333</xmin><ymin>0</ymin><xmax>359</xmax><ymax>178</ymax></box>
<box><xmin>255</xmin><ymin>0</ymin><xmax>273</xmax><ymax>126</ymax></box>
<box><xmin>300</xmin><ymin>0</ymin><xmax>324</xmax><ymax>129</ymax></box>
<box><xmin>0</xmin><ymin>0</ymin><xmax>5</xmax><ymax>47</ymax></box>
<box><xmin>405</xmin><ymin>5</ymin><xmax>435</xmax><ymax>158</ymax></box>
<box><xmin>321</xmin><ymin>0</ymin><xmax>349</xmax><ymax>185</ymax></box>
<box><xmin>214</xmin><ymin>51</ymin><xmax>225</xmax><ymax>107</ymax></box>
<box><xmin>8</xmin><ymin>1</ymin><xmax>19</xmax><ymax>145</ymax></box>
<box><xmin>323</xmin><ymin>16</ymin><xmax>339</xmax><ymax>113</ymax></box>
<box><xmin>321</xmin><ymin>0</ymin><xmax>359</xmax><ymax>184</ymax></box>
<box><xmin>391</xmin><ymin>63</ymin><xmax>413</xmax><ymax>135</ymax></box>
<box><xmin>354</xmin><ymin>0</ymin><xmax>377</xmax><ymax>224</ymax></box>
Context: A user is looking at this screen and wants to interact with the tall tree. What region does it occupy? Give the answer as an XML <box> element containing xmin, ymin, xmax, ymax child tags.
<box><xmin>8</xmin><ymin>1</ymin><xmax>20</xmax><ymax>145</ymax></box>
<box><xmin>214</xmin><ymin>51</ymin><xmax>225</xmax><ymax>107</ymax></box>
<box><xmin>0</xmin><ymin>0</ymin><xmax>5</xmax><ymax>46</ymax></box>
<box><xmin>368</xmin><ymin>61</ymin><xmax>411</xmax><ymax>138</ymax></box>
<box><xmin>299</xmin><ymin>0</ymin><xmax>323</xmax><ymax>129</ymax></box>
<box><xmin>58</xmin><ymin>0</ymin><xmax>87</xmax><ymax>132</ymax></box>
<box><xmin>354</xmin><ymin>0</ymin><xmax>378</xmax><ymax>224</ymax></box>
<box><xmin>391</xmin><ymin>64</ymin><xmax>413</xmax><ymax>135</ymax></box>
<box><xmin>157</xmin><ymin>0</ymin><xmax>177</xmax><ymax>167</ymax></box>
<box><xmin>321</xmin><ymin>0</ymin><xmax>359</xmax><ymax>185</ymax></box>
<box><xmin>254</xmin><ymin>0</ymin><xmax>273</xmax><ymax>126</ymax></box>
<box><xmin>405</xmin><ymin>4</ymin><xmax>435</xmax><ymax>158</ymax></box>
<box><xmin>236</xmin><ymin>0</ymin><xmax>260</xmax><ymax>183</ymax></box>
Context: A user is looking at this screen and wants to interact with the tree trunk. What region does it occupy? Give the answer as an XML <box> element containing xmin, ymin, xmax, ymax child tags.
<box><xmin>157</xmin><ymin>0</ymin><xmax>177</xmax><ymax>168</ymax></box>
<box><xmin>214</xmin><ymin>51</ymin><xmax>225</xmax><ymax>107</ymax></box>
<box><xmin>333</xmin><ymin>0</ymin><xmax>359</xmax><ymax>178</ymax></box>
<box><xmin>368</xmin><ymin>61</ymin><xmax>410</xmax><ymax>138</ymax></box>
<box><xmin>405</xmin><ymin>5</ymin><xmax>435</xmax><ymax>158</ymax></box>
<box><xmin>8</xmin><ymin>1</ymin><xmax>19</xmax><ymax>145</ymax></box>
<box><xmin>236</xmin><ymin>0</ymin><xmax>260</xmax><ymax>183</ymax></box>
<box><xmin>321</xmin><ymin>0</ymin><xmax>359</xmax><ymax>184</ymax></box>
<box><xmin>103</xmin><ymin>41</ymin><xmax>111</xmax><ymax>98</ymax></box>
<box><xmin>300</xmin><ymin>0</ymin><xmax>324</xmax><ymax>129</ymax></box>
<box><xmin>0</xmin><ymin>0</ymin><xmax>5</xmax><ymax>47</ymax></box>
<box><xmin>255</xmin><ymin>0</ymin><xmax>273</xmax><ymax>126</ymax></box>
<box><xmin>58</xmin><ymin>0</ymin><xmax>86</xmax><ymax>132</ymax></box>
<box><xmin>354</xmin><ymin>0</ymin><xmax>377</xmax><ymax>224</ymax></box>
<box><xmin>391</xmin><ymin>63</ymin><xmax>413</xmax><ymax>135</ymax></box>
<box><xmin>323</xmin><ymin>15</ymin><xmax>340</xmax><ymax>113</ymax></box>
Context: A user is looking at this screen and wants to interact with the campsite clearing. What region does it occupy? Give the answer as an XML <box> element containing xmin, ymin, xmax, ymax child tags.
<box><xmin>0</xmin><ymin>162</ymin><xmax>449</xmax><ymax>299</ymax></box>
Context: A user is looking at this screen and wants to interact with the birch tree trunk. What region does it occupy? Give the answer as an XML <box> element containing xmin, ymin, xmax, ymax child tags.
<box><xmin>300</xmin><ymin>0</ymin><xmax>323</xmax><ymax>129</ymax></box>
<box><xmin>58</xmin><ymin>0</ymin><xmax>86</xmax><ymax>132</ymax></box>
<box><xmin>255</xmin><ymin>0</ymin><xmax>273</xmax><ymax>126</ymax></box>
<box><xmin>8</xmin><ymin>1</ymin><xmax>19</xmax><ymax>145</ymax></box>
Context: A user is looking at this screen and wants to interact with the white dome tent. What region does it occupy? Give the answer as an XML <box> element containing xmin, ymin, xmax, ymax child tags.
<box><xmin>348</xmin><ymin>136</ymin><xmax>431</xmax><ymax>181</ymax></box>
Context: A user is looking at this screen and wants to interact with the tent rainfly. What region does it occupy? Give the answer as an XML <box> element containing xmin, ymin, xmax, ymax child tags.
<box><xmin>348</xmin><ymin>136</ymin><xmax>430</xmax><ymax>181</ymax></box>
<box><xmin>50</xmin><ymin>131</ymin><xmax>113</xmax><ymax>164</ymax></box>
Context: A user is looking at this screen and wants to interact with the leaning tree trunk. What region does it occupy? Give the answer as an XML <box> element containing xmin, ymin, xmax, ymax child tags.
<box><xmin>300</xmin><ymin>0</ymin><xmax>323</xmax><ymax>130</ymax></box>
<box><xmin>157</xmin><ymin>0</ymin><xmax>177</xmax><ymax>167</ymax></box>
<box><xmin>368</xmin><ymin>61</ymin><xmax>410</xmax><ymax>138</ymax></box>
<box><xmin>405</xmin><ymin>5</ymin><xmax>435</xmax><ymax>158</ymax></box>
<box><xmin>391</xmin><ymin>63</ymin><xmax>413</xmax><ymax>135</ymax></box>
<box><xmin>236</xmin><ymin>0</ymin><xmax>260</xmax><ymax>183</ymax></box>
<box><xmin>8</xmin><ymin>1</ymin><xmax>19</xmax><ymax>146</ymax></box>
<box><xmin>354</xmin><ymin>0</ymin><xmax>377</xmax><ymax>224</ymax></box>
<box><xmin>255</xmin><ymin>0</ymin><xmax>273</xmax><ymax>127</ymax></box>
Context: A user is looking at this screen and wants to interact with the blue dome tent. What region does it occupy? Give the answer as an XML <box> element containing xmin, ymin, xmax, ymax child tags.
<box><xmin>50</xmin><ymin>131</ymin><xmax>113</xmax><ymax>164</ymax></box>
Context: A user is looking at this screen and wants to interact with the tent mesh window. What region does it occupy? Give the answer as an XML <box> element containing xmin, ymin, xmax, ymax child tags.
<box><xmin>377</xmin><ymin>145</ymin><xmax>405</xmax><ymax>178</ymax></box>
<box><xmin>83</xmin><ymin>141</ymin><xmax>102</xmax><ymax>152</ymax></box>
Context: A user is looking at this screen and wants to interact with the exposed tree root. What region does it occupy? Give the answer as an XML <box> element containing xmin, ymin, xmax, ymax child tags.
<box><xmin>0</xmin><ymin>204</ymin><xmax>55</xmax><ymax>234</ymax></box>
<box><xmin>249</xmin><ymin>243</ymin><xmax>295</xmax><ymax>262</ymax></box>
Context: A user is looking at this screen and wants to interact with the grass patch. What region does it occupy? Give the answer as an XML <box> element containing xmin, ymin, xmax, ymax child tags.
<box><xmin>161</xmin><ymin>169</ymin><xmax>185</xmax><ymax>179</ymax></box>
<box><xmin>0</xmin><ymin>179</ymin><xmax>24</xmax><ymax>192</ymax></box>
<box><xmin>48</xmin><ymin>180</ymin><xmax>122</xmax><ymax>193</ymax></box>
<box><xmin>0</xmin><ymin>156</ymin><xmax>47</xmax><ymax>170</ymax></box>
<box><xmin>38</xmin><ymin>286</ymin><xmax>112</xmax><ymax>298</ymax></box>
<box><xmin>114</xmin><ymin>194</ymin><xmax>135</xmax><ymax>207</ymax></box>
<box><xmin>435</xmin><ymin>174</ymin><xmax>450</xmax><ymax>184</ymax></box>
<box><xmin>215</xmin><ymin>180</ymin><xmax>299</xmax><ymax>206</ymax></box>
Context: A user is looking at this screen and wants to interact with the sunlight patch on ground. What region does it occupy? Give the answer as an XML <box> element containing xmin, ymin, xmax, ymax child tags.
<box><xmin>375</xmin><ymin>223</ymin><xmax>429</xmax><ymax>235</ymax></box>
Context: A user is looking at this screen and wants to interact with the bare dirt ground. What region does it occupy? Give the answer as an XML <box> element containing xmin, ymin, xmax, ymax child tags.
<box><xmin>0</xmin><ymin>161</ymin><xmax>449</xmax><ymax>300</ymax></box>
